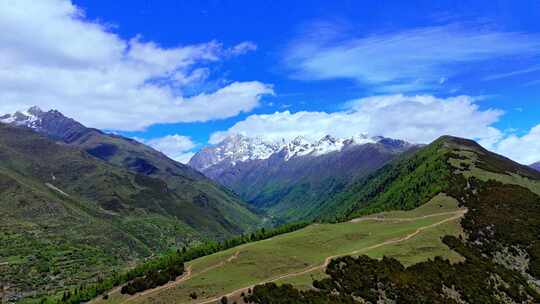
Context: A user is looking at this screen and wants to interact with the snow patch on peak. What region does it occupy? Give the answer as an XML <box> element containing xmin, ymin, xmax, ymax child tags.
<box><xmin>190</xmin><ymin>134</ymin><xmax>284</xmax><ymax>170</ymax></box>
<box><xmin>189</xmin><ymin>133</ymin><xmax>394</xmax><ymax>171</ymax></box>
<box><xmin>0</xmin><ymin>106</ymin><xmax>44</xmax><ymax>129</ymax></box>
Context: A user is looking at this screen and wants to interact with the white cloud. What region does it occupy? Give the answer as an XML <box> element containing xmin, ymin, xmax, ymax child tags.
<box><xmin>146</xmin><ymin>134</ymin><xmax>197</xmax><ymax>163</ymax></box>
<box><xmin>229</xmin><ymin>41</ymin><xmax>257</xmax><ymax>55</ymax></box>
<box><xmin>489</xmin><ymin>125</ymin><xmax>540</xmax><ymax>165</ymax></box>
<box><xmin>284</xmin><ymin>23</ymin><xmax>540</xmax><ymax>91</ymax></box>
<box><xmin>0</xmin><ymin>0</ymin><xmax>272</xmax><ymax>131</ymax></box>
<box><xmin>210</xmin><ymin>94</ymin><xmax>503</xmax><ymax>145</ymax></box>
<box><xmin>209</xmin><ymin>93</ymin><xmax>540</xmax><ymax>164</ymax></box>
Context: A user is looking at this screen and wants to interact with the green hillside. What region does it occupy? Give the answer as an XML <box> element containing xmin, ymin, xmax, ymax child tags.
<box><xmin>246</xmin><ymin>136</ymin><xmax>540</xmax><ymax>303</ymax></box>
<box><xmin>90</xmin><ymin>195</ymin><xmax>466</xmax><ymax>304</ymax></box>
<box><xmin>18</xmin><ymin>108</ymin><xmax>263</xmax><ymax>238</ymax></box>
<box><xmin>83</xmin><ymin>135</ymin><xmax>539</xmax><ymax>304</ymax></box>
<box><xmin>316</xmin><ymin>136</ymin><xmax>540</xmax><ymax>221</ymax></box>
<box><xmin>73</xmin><ymin>131</ymin><xmax>262</xmax><ymax>238</ymax></box>
<box><xmin>0</xmin><ymin>125</ymin><xmax>260</xmax><ymax>301</ymax></box>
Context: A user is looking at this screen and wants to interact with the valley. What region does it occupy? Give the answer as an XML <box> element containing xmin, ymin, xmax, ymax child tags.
<box><xmin>189</xmin><ymin>134</ymin><xmax>416</xmax><ymax>222</ymax></box>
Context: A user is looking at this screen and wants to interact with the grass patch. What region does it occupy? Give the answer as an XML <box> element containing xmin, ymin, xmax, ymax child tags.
<box><xmin>95</xmin><ymin>198</ymin><xmax>464</xmax><ymax>304</ymax></box>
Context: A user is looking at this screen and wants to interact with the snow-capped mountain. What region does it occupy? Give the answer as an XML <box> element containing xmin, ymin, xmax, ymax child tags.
<box><xmin>189</xmin><ymin>134</ymin><xmax>284</xmax><ymax>171</ymax></box>
<box><xmin>189</xmin><ymin>133</ymin><xmax>392</xmax><ymax>171</ymax></box>
<box><xmin>0</xmin><ymin>106</ymin><xmax>262</xmax><ymax>238</ymax></box>
<box><xmin>281</xmin><ymin>134</ymin><xmax>377</xmax><ymax>160</ymax></box>
<box><xmin>0</xmin><ymin>106</ymin><xmax>89</xmax><ymax>142</ymax></box>
<box><xmin>0</xmin><ymin>106</ymin><xmax>44</xmax><ymax>128</ymax></box>
<box><xmin>189</xmin><ymin>133</ymin><xmax>416</xmax><ymax>221</ymax></box>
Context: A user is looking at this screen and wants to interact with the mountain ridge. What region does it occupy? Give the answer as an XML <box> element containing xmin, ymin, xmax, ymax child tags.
<box><xmin>0</xmin><ymin>108</ymin><xmax>263</xmax><ymax>300</ymax></box>
<box><xmin>317</xmin><ymin>135</ymin><xmax>540</xmax><ymax>220</ymax></box>
<box><xmin>0</xmin><ymin>106</ymin><xmax>261</xmax><ymax>238</ymax></box>
<box><xmin>189</xmin><ymin>133</ymin><xmax>407</xmax><ymax>172</ymax></box>
<box><xmin>190</xmin><ymin>134</ymin><xmax>416</xmax><ymax>222</ymax></box>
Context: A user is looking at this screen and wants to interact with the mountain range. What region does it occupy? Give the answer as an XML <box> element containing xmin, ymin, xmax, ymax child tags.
<box><xmin>0</xmin><ymin>107</ymin><xmax>262</xmax><ymax>300</ymax></box>
<box><xmin>531</xmin><ymin>162</ymin><xmax>540</xmax><ymax>171</ymax></box>
<box><xmin>80</xmin><ymin>135</ymin><xmax>540</xmax><ymax>303</ymax></box>
<box><xmin>189</xmin><ymin>134</ymin><xmax>417</xmax><ymax>221</ymax></box>
<box><xmin>0</xmin><ymin>107</ymin><xmax>260</xmax><ymax>237</ymax></box>
<box><xmin>3</xmin><ymin>106</ymin><xmax>540</xmax><ymax>303</ymax></box>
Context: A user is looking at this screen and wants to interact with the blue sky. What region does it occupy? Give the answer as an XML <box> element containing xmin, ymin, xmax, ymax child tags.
<box><xmin>1</xmin><ymin>0</ymin><xmax>540</xmax><ymax>163</ymax></box>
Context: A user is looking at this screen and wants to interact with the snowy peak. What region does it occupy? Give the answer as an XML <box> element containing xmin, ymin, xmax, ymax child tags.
<box><xmin>0</xmin><ymin>106</ymin><xmax>44</xmax><ymax>129</ymax></box>
<box><xmin>0</xmin><ymin>106</ymin><xmax>89</xmax><ymax>143</ymax></box>
<box><xmin>189</xmin><ymin>133</ymin><xmax>408</xmax><ymax>171</ymax></box>
<box><xmin>189</xmin><ymin>134</ymin><xmax>283</xmax><ymax>171</ymax></box>
<box><xmin>283</xmin><ymin>134</ymin><xmax>379</xmax><ymax>160</ymax></box>
<box><xmin>216</xmin><ymin>134</ymin><xmax>282</xmax><ymax>162</ymax></box>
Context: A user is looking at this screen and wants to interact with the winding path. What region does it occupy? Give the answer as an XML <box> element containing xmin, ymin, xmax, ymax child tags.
<box><xmin>192</xmin><ymin>209</ymin><xmax>467</xmax><ymax>304</ymax></box>
<box><xmin>112</xmin><ymin>209</ymin><xmax>466</xmax><ymax>304</ymax></box>
<box><xmin>122</xmin><ymin>251</ymin><xmax>241</xmax><ymax>303</ymax></box>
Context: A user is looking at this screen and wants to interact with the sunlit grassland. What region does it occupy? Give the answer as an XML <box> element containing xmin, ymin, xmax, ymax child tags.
<box><xmin>96</xmin><ymin>195</ymin><xmax>464</xmax><ymax>304</ymax></box>
<box><xmin>277</xmin><ymin>216</ymin><xmax>464</xmax><ymax>290</ymax></box>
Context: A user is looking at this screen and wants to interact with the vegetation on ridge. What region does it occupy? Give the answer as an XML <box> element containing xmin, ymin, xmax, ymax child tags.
<box><xmin>246</xmin><ymin>136</ymin><xmax>540</xmax><ymax>303</ymax></box>
<box><xmin>316</xmin><ymin>137</ymin><xmax>452</xmax><ymax>220</ymax></box>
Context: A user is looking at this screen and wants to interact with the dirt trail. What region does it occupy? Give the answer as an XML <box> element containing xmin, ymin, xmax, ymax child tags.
<box><xmin>349</xmin><ymin>210</ymin><xmax>465</xmax><ymax>223</ymax></box>
<box><xmin>122</xmin><ymin>251</ymin><xmax>240</xmax><ymax>303</ymax></box>
<box><xmin>114</xmin><ymin>209</ymin><xmax>466</xmax><ymax>304</ymax></box>
<box><xmin>193</xmin><ymin>209</ymin><xmax>467</xmax><ymax>304</ymax></box>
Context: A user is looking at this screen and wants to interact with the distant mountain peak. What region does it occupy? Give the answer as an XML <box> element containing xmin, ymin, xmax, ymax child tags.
<box><xmin>0</xmin><ymin>106</ymin><xmax>90</xmax><ymax>143</ymax></box>
<box><xmin>189</xmin><ymin>133</ymin><xmax>410</xmax><ymax>171</ymax></box>
<box><xmin>531</xmin><ymin>162</ymin><xmax>540</xmax><ymax>171</ymax></box>
<box><xmin>0</xmin><ymin>106</ymin><xmax>45</xmax><ymax>129</ymax></box>
<box><xmin>27</xmin><ymin>105</ymin><xmax>44</xmax><ymax>115</ymax></box>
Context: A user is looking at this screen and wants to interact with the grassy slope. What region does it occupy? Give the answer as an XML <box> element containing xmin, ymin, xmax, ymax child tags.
<box><xmin>68</xmin><ymin>130</ymin><xmax>261</xmax><ymax>239</ymax></box>
<box><xmin>0</xmin><ymin>125</ymin><xmax>259</xmax><ymax>301</ymax></box>
<box><xmin>94</xmin><ymin>195</ymin><xmax>464</xmax><ymax>304</ymax></box>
